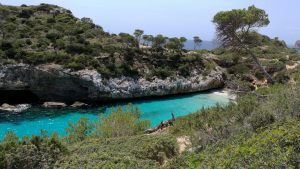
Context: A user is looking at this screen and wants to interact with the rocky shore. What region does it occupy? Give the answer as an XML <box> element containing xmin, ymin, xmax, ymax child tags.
<box><xmin>0</xmin><ymin>103</ymin><xmax>31</xmax><ymax>113</ymax></box>
<box><xmin>0</xmin><ymin>63</ymin><xmax>225</xmax><ymax>103</ymax></box>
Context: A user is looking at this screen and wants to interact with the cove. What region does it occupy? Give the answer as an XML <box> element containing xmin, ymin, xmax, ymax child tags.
<box><xmin>0</xmin><ymin>91</ymin><xmax>230</xmax><ymax>140</ymax></box>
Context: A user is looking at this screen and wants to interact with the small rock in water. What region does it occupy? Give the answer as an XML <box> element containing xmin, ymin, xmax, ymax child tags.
<box><xmin>70</xmin><ymin>101</ymin><xmax>88</xmax><ymax>108</ymax></box>
<box><xmin>0</xmin><ymin>103</ymin><xmax>31</xmax><ymax>113</ymax></box>
<box><xmin>42</xmin><ymin>102</ymin><xmax>67</xmax><ymax>108</ymax></box>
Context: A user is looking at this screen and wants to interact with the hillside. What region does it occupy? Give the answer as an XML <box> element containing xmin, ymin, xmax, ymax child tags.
<box><xmin>0</xmin><ymin>3</ymin><xmax>300</xmax><ymax>169</ymax></box>
<box><xmin>0</xmin><ymin>3</ymin><xmax>228</xmax><ymax>103</ymax></box>
<box><xmin>0</xmin><ymin>3</ymin><xmax>210</xmax><ymax>78</ymax></box>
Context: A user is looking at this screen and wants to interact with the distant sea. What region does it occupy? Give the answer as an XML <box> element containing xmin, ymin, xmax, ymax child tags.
<box><xmin>288</xmin><ymin>45</ymin><xmax>300</xmax><ymax>53</ymax></box>
<box><xmin>184</xmin><ymin>40</ymin><xmax>218</xmax><ymax>50</ymax></box>
<box><xmin>187</xmin><ymin>43</ymin><xmax>300</xmax><ymax>52</ymax></box>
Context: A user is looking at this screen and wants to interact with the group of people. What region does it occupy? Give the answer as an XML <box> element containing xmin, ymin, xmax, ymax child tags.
<box><xmin>145</xmin><ymin>113</ymin><xmax>175</xmax><ymax>134</ymax></box>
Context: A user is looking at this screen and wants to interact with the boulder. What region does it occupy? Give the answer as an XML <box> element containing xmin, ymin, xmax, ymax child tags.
<box><xmin>0</xmin><ymin>103</ymin><xmax>16</xmax><ymax>111</ymax></box>
<box><xmin>70</xmin><ymin>101</ymin><xmax>88</xmax><ymax>108</ymax></box>
<box><xmin>0</xmin><ymin>103</ymin><xmax>31</xmax><ymax>113</ymax></box>
<box><xmin>42</xmin><ymin>102</ymin><xmax>67</xmax><ymax>108</ymax></box>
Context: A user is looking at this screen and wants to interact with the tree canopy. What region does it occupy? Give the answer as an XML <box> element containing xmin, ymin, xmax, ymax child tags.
<box><xmin>213</xmin><ymin>5</ymin><xmax>270</xmax><ymax>48</ymax></box>
<box><xmin>213</xmin><ymin>5</ymin><xmax>274</xmax><ymax>84</ymax></box>
<box><xmin>193</xmin><ymin>36</ymin><xmax>202</xmax><ymax>50</ymax></box>
<box><xmin>133</xmin><ymin>29</ymin><xmax>144</xmax><ymax>47</ymax></box>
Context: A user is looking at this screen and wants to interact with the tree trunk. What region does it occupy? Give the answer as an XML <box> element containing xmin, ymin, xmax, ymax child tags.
<box><xmin>233</xmin><ymin>32</ymin><xmax>274</xmax><ymax>84</ymax></box>
<box><xmin>244</xmin><ymin>46</ymin><xmax>274</xmax><ymax>84</ymax></box>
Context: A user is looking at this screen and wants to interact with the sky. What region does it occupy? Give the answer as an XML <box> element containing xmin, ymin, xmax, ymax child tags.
<box><xmin>1</xmin><ymin>0</ymin><xmax>299</xmax><ymax>45</ymax></box>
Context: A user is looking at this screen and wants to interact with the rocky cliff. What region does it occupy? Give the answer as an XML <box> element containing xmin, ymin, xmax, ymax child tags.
<box><xmin>0</xmin><ymin>64</ymin><xmax>224</xmax><ymax>103</ymax></box>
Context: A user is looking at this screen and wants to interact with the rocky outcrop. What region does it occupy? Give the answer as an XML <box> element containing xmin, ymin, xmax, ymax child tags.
<box><xmin>0</xmin><ymin>64</ymin><xmax>225</xmax><ymax>102</ymax></box>
<box><xmin>42</xmin><ymin>102</ymin><xmax>67</xmax><ymax>108</ymax></box>
<box><xmin>70</xmin><ymin>101</ymin><xmax>88</xmax><ymax>108</ymax></box>
<box><xmin>0</xmin><ymin>103</ymin><xmax>31</xmax><ymax>113</ymax></box>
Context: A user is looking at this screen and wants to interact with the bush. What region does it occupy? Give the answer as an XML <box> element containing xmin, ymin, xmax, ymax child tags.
<box><xmin>249</xmin><ymin>111</ymin><xmax>275</xmax><ymax>130</ymax></box>
<box><xmin>151</xmin><ymin>67</ymin><xmax>174</xmax><ymax>79</ymax></box>
<box><xmin>218</xmin><ymin>53</ymin><xmax>240</xmax><ymax>67</ymax></box>
<box><xmin>0</xmin><ymin>131</ymin><xmax>67</xmax><ymax>169</ymax></box>
<box><xmin>57</xmin><ymin>134</ymin><xmax>178</xmax><ymax>168</ymax></box>
<box><xmin>263</xmin><ymin>60</ymin><xmax>285</xmax><ymax>73</ymax></box>
<box><xmin>178</xmin><ymin>63</ymin><xmax>191</xmax><ymax>76</ymax></box>
<box><xmin>66</xmin><ymin>117</ymin><xmax>94</xmax><ymax>143</ymax></box>
<box><xmin>18</xmin><ymin>9</ymin><xmax>33</xmax><ymax>18</ymax></box>
<box><xmin>133</xmin><ymin>136</ymin><xmax>179</xmax><ymax>165</ymax></box>
<box><xmin>227</xmin><ymin>64</ymin><xmax>250</xmax><ymax>75</ymax></box>
<box><xmin>212</xmin><ymin>48</ymin><xmax>226</xmax><ymax>55</ymax></box>
<box><xmin>46</xmin><ymin>29</ymin><xmax>61</xmax><ymax>42</ymax></box>
<box><xmin>95</xmin><ymin>105</ymin><xmax>150</xmax><ymax>138</ymax></box>
<box><xmin>0</xmin><ymin>50</ymin><xmax>6</xmax><ymax>60</ymax></box>
<box><xmin>203</xmin><ymin>59</ymin><xmax>215</xmax><ymax>71</ymax></box>
<box><xmin>118</xmin><ymin>64</ymin><xmax>140</xmax><ymax>77</ymax></box>
<box><xmin>168</xmin><ymin>119</ymin><xmax>300</xmax><ymax>169</ymax></box>
<box><xmin>274</xmin><ymin>71</ymin><xmax>290</xmax><ymax>83</ymax></box>
<box><xmin>65</xmin><ymin>43</ymin><xmax>92</xmax><ymax>54</ymax></box>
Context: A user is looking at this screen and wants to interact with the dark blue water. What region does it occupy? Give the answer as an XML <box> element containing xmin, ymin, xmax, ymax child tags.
<box><xmin>0</xmin><ymin>91</ymin><xmax>230</xmax><ymax>139</ymax></box>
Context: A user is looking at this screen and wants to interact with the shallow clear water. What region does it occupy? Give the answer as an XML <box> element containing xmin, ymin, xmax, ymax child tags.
<box><xmin>0</xmin><ymin>91</ymin><xmax>230</xmax><ymax>140</ymax></box>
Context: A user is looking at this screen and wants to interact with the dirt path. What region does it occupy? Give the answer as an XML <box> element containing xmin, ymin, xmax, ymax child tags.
<box><xmin>176</xmin><ymin>136</ymin><xmax>191</xmax><ymax>154</ymax></box>
<box><xmin>286</xmin><ymin>61</ymin><xmax>300</xmax><ymax>70</ymax></box>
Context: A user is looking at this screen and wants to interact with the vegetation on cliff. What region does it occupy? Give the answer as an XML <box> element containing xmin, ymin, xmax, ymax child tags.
<box><xmin>0</xmin><ymin>3</ymin><xmax>210</xmax><ymax>79</ymax></box>
<box><xmin>1</xmin><ymin>3</ymin><xmax>297</xmax><ymax>83</ymax></box>
<box><xmin>0</xmin><ymin>3</ymin><xmax>300</xmax><ymax>169</ymax></box>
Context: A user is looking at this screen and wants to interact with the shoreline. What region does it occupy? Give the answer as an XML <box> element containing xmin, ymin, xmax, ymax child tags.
<box><xmin>0</xmin><ymin>88</ymin><xmax>232</xmax><ymax>113</ymax></box>
<box><xmin>212</xmin><ymin>89</ymin><xmax>237</xmax><ymax>101</ymax></box>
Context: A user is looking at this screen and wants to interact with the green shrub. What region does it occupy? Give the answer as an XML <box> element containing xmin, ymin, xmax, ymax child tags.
<box><xmin>212</xmin><ymin>48</ymin><xmax>226</xmax><ymax>55</ymax></box>
<box><xmin>3</xmin><ymin>131</ymin><xmax>19</xmax><ymax>145</ymax></box>
<box><xmin>274</xmin><ymin>71</ymin><xmax>290</xmax><ymax>83</ymax></box>
<box><xmin>218</xmin><ymin>53</ymin><xmax>240</xmax><ymax>67</ymax></box>
<box><xmin>133</xmin><ymin>136</ymin><xmax>179</xmax><ymax>165</ymax></box>
<box><xmin>249</xmin><ymin>111</ymin><xmax>275</xmax><ymax>130</ymax></box>
<box><xmin>46</xmin><ymin>29</ymin><xmax>61</xmax><ymax>42</ymax></box>
<box><xmin>0</xmin><ymin>50</ymin><xmax>6</xmax><ymax>60</ymax></box>
<box><xmin>95</xmin><ymin>105</ymin><xmax>150</xmax><ymax>138</ymax></box>
<box><xmin>203</xmin><ymin>59</ymin><xmax>215</xmax><ymax>71</ymax></box>
<box><xmin>178</xmin><ymin>63</ymin><xmax>191</xmax><ymax>76</ymax></box>
<box><xmin>18</xmin><ymin>8</ymin><xmax>33</xmax><ymax>18</ymax></box>
<box><xmin>66</xmin><ymin>117</ymin><xmax>94</xmax><ymax>143</ymax></box>
<box><xmin>0</xmin><ymin>131</ymin><xmax>67</xmax><ymax>169</ymax></box>
<box><xmin>227</xmin><ymin>64</ymin><xmax>250</xmax><ymax>75</ymax></box>
<box><xmin>262</xmin><ymin>60</ymin><xmax>285</xmax><ymax>73</ymax></box>
<box><xmin>168</xmin><ymin>119</ymin><xmax>300</xmax><ymax>169</ymax></box>
<box><xmin>151</xmin><ymin>67</ymin><xmax>174</xmax><ymax>79</ymax></box>
<box><xmin>65</xmin><ymin>43</ymin><xmax>92</xmax><ymax>54</ymax></box>
<box><xmin>97</xmin><ymin>67</ymin><xmax>113</xmax><ymax>78</ymax></box>
<box><xmin>57</xmin><ymin>135</ymin><xmax>178</xmax><ymax>169</ymax></box>
<box><xmin>119</xmin><ymin>64</ymin><xmax>140</xmax><ymax>77</ymax></box>
<box><xmin>289</xmin><ymin>54</ymin><xmax>300</xmax><ymax>61</ymax></box>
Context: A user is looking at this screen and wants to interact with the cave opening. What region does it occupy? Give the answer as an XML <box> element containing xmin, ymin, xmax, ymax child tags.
<box><xmin>0</xmin><ymin>90</ymin><xmax>39</xmax><ymax>104</ymax></box>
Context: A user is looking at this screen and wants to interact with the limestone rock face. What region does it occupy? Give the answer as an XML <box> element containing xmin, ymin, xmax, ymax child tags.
<box><xmin>42</xmin><ymin>102</ymin><xmax>67</xmax><ymax>108</ymax></box>
<box><xmin>0</xmin><ymin>64</ymin><xmax>225</xmax><ymax>102</ymax></box>
<box><xmin>0</xmin><ymin>103</ymin><xmax>31</xmax><ymax>113</ymax></box>
<box><xmin>70</xmin><ymin>101</ymin><xmax>88</xmax><ymax>108</ymax></box>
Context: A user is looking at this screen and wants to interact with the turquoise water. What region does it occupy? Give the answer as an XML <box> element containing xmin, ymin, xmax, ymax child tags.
<box><xmin>0</xmin><ymin>91</ymin><xmax>230</xmax><ymax>140</ymax></box>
